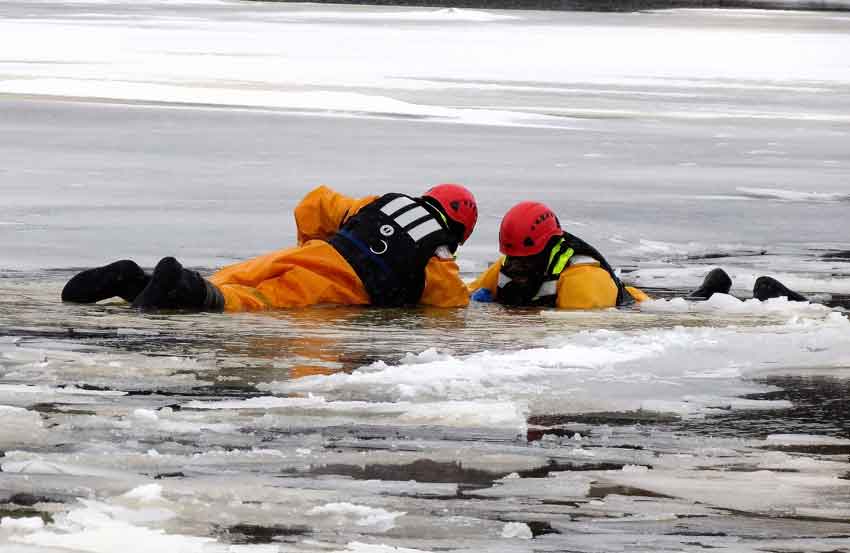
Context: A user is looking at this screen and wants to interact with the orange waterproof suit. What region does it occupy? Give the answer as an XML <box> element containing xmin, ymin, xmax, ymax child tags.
<box><xmin>468</xmin><ymin>257</ymin><xmax>649</xmax><ymax>310</ymax></box>
<box><xmin>209</xmin><ymin>186</ymin><xmax>469</xmax><ymax>312</ymax></box>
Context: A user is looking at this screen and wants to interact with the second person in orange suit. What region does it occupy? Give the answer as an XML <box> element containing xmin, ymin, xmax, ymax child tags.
<box><xmin>61</xmin><ymin>184</ymin><xmax>478</xmax><ymax>312</ymax></box>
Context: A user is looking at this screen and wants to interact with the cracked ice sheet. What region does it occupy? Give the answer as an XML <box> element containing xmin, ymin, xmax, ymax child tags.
<box><xmin>4</xmin><ymin>478</ymin><xmax>504</xmax><ymax>551</ymax></box>
<box><xmin>0</xmin><ymin>405</ymin><xmax>49</xmax><ymax>448</ymax></box>
<box><xmin>3</xmin><ymin>427</ymin><xmax>849</xmax><ymax>552</ymax></box>
<box><xmin>595</xmin><ymin>468</ymin><xmax>850</xmax><ymax>520</ymax></box>
<box><xmin>264</xmin><ymin>313</ymin><xmax>850</xmax><ymax>419</ymax></box>
<box><xmin>185</xmin><ymin>396</ymin><xmax>528</xmax><ymax>432</ymax></box>
<box><xmin>0</xmin><ymin>339</ymin><xmax>217</xmax><ymax>392</ymax></box>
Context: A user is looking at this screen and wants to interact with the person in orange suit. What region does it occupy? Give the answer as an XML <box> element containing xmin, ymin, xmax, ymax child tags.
<box><xmin>62</xmin><ymin>184</ymin><xmax>478</xmax><ymax>312</ymax></box>
<box><xmin>469</xmin><ymin>202</ymin><xmax>812</xmax><ymax>309</ymax></box>
<box><xmin>469</xmin><ymin>201</ymin><xmax>649</xmax><ymax>309</ymax></box>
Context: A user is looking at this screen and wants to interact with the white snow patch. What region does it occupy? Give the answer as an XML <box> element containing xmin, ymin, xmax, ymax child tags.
<box><xmin>1</xmin><ymin>517</ymin><xmax>45</xmax><ymax>533</ymax></box>
<box><xmin>121</xmin><ymin>484</ymin><xmax>163</xmax><ymax>503</ymax></box>
<box><xmin>307</xmin><ymin>503</ymin><xmax>405</xmax><ymax>533</ymax></box>
<box><xmin>622</xmin><ymin>464</ymin><xmax>651</xmax><ymax>473</ymax></box>
<box><xmin>501</xmin><ymin>521</ymin><xmax>533</xmax><ymax>539</ymax></box>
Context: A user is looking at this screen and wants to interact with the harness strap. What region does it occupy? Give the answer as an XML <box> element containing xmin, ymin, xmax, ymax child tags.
<box><xmin>335</xmin><ymin>229</ymin><xmax>391</xmax><ymax>275</ymax></box>
<box><xmin>329</xmin><ymin>193</ymin><xmax>456</xmax><ymax>307</ymax></box>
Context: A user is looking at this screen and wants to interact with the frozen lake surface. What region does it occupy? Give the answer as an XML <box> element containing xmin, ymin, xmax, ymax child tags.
<box><xmin>1</xmin><ymin>1</ymin><xmax>850</xmax><ymax>552</ymax></box>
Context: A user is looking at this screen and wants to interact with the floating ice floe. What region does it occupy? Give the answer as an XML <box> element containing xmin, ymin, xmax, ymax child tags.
<box><xmin>764</xmin><ymin>434</ymin><xmax>850</xmax><ymax>446</ymax></box>
<box><xmin>0</xmin><ymin>339</ymin><xmax>216</xmax><ymax>392</ymax></box>
<box><xmin>332</xmin><ymin>542</ymin><xmax>433</xmax><ymax>553</ymax></box>
<box><xmin>267</xmin><ymin>313</ymin><xmax>850</xmax><ymax>421</ymax></box>
<box><xmin>11</xmin><ymin>497</ymin><xmax>210</xmax><ymax>553</ymax></box>
<box><xmin>639</xmin><ymin>294</ymin><xmax>834</xmax><ymax>316</ymax></box>
<box><xmin>188</xmin><ymin>395</ymin><xmax>528</xmax><ymax>432</ymax></box>
<box><xmin>0</xmin><ymin>517</ymin><xmax>45</xmax><ymax>533</ymax></box>
<box><xmin>501</xmin><ymin>521</ymin><xmax>532</xmax><ymax>539</ymax></box>
<box><xmin>628</xmin><ymin>265</ymin><xmax>850</xmax><ymax>295</ymax></box>
<box><xmin>474</xmin><ymin>471</ymin><xmax>593</xmax><ymax>501</ymax></box>
<box><xmin>0</xmin><ymin>405</ymin><xmax>47</xmax><ymax>448</ymax></box>
<box><xmin>121</xmin><ymin>484</ymin><xmax>164</xmax><ymax>504</ymax></box>
<box><xmin>737</xmin><ymin>187</ymin><xmax>850</xmax><ymax>203</ymax></box>
<box><xmin>626</xmin><ymin>238</ymin><xmax>764</xmax><ymax>261</ymax></box>
<box><xmin>308</xmin><ymin>503</ymin><xmax>406</xmax><ymax>533</ymax></box>
<box><xmin>597</xmin><ymin>467</ymin><xmax>850</xmax><ymax>520</ymax></box>
<box><xmin>275</xmin><ymin>7</ymin><xmax>518</xmax><ymax>22</ymax></box>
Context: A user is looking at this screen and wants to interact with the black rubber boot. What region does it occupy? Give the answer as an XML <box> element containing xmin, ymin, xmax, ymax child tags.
<box><xmin>686</xmin><ymin>268</ymin><xmax>733</xmax><ymax>300</ymax></box>
<box><xmin>62</xmin><ymin>260</ymin><xmax>150</xmax><ymax>303</ymax></box>
<box><xmin>753</xmin><ymin>276</ymin><xmax>808</xmax><ymax>302</ymax></box>
<box><xmin>131</xmin><ymin>257</ymin><xmax>224</xmax><ymax>312</ymax></box>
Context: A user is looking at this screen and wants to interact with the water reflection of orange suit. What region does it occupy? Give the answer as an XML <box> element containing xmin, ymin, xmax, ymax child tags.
<box><xmin>208</xmin><ymin>186</ymin><xmax>470</xmax><ymax>312</ymax></box>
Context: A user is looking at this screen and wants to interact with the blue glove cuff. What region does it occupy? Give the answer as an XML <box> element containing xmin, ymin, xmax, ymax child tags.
<box><xmin>471</xmin><ymin>288</ymin><xmax>494</xmax><ymax>303</ymax></box>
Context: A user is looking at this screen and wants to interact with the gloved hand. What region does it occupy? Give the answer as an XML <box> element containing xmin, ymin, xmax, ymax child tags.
<box><xmin>471</xmin><ymin>288</ymin><xmax>494</xmax><ymax>303</ymax></box>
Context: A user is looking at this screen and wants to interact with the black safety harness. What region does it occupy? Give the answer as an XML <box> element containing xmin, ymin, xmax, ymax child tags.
<box><xmin>497</xmin><ymin>232</ymin><xmax>633</xmax><ymax>308</ymax></box>
<box><xmin>328</xmin><ymin>193</ymin><xmax>457</xmax><ymax>307</ymax></box>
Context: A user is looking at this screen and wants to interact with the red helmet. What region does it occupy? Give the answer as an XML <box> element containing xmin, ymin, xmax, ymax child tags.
<box><xmin>499</xmin><ymin>201</ymin><xmax>562</xmax><ymax>256</ymax></box>
<box><xmin>423</xmin><ymin>183</ymin><xmax>477</xmax><ymax>244</ymax></box>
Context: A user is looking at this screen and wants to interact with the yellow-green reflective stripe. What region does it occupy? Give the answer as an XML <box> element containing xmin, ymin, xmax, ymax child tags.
<box><xmin>436</xmin><ymin>210</ymin><xmax>448</xmax><ymax>226</ymax></box>
<box><xmin>547</xmin><ymin>238</ymin><xmax>564</xmax><ymax>268</ymax></box>
<box><xmin>551</xmin><ymin>247</ymin><xmax>574</xmax><ymax>275</ymax></box>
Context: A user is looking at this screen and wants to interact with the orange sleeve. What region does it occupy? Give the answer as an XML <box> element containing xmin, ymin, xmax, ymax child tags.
<box><xmin>555</xmin><ymin>263</ymin><xmax>619</xmax><ymax>309</ymax></box>
<box><xmin>295</xmin><ymin>185</ymin><xmax>378</xmax><ymax>245</ymax></box>
<box><xmin>420</xmin><ymin>257</ymin><xmax>469</xmax><ymax>307</ymax></box>
<box><xmin>467</xmin><ymin>259</ymin><xmax>503</xmax><ymax>295</ymax></box>
<box><xmin>626</xmin><ymin>285</ymin><xmax>651</xmax><ymax>302</ymax></box>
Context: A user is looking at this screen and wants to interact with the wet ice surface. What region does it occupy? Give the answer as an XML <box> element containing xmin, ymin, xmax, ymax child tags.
<box><xmin>2</xmin><ymin>1</ymin><xmax>850</xmax><ymax>551</ymax></box>
<box><xmin>2</xmin><ymin>274</ymin><xmax>850</xmax><ymax>552</ymax></box>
